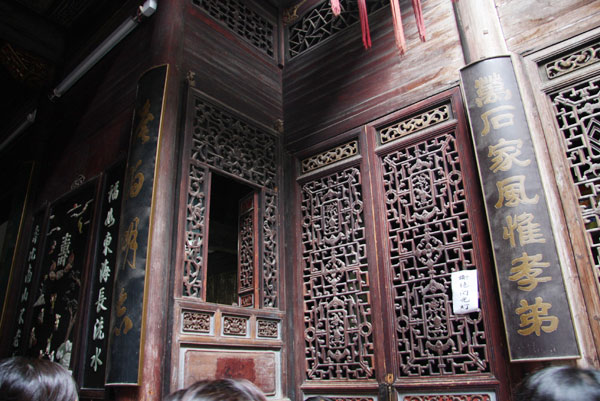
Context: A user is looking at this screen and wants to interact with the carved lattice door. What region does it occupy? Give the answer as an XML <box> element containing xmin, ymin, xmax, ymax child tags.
<box><xmin>238</xmin><ymin>192</ymin><xmax>259</xmax><ymax>307</ymax></box>
<box><xmin>293</xmin><ymin>88</ymin><xmax>510</xmax><ymax>401</ymax></box>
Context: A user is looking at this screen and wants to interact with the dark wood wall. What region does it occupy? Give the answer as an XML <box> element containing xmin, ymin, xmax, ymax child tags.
<box><xmin>282</xmin><ymin>0</ymin><xmax>463</xmax><ymax>152</ymax></box>
<box><xmin>182</xmin><ymin>1</ymin><xmax>283</xmax><ymax>133</ymax></box>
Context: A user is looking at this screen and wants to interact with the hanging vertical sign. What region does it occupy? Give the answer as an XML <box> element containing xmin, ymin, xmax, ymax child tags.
<box><xmin>460</xmin><ymin>56</ymin><xmax>579</xmax><ymax>361</ymax></box>
<box><xmin>9</xmin><ymin>209</ymin><xmax>44</xmax><ymax>356</ymax></box>
<box><xmin>27</xmin><ymin>181</ymin><xmax>97</xmax><ymax>368</ymax></box>
<box><xmin>106</xmin><ymin>64</ymin><xmax>168</xmax><ymax>384</ymax></box>
<box><xmin>82</xmin><ymin>161</ymin><xmax>125</xmax><ymax>389</ymax></box>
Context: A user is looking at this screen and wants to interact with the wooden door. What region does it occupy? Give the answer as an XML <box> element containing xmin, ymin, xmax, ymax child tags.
<box><xmin>292</xmin><ymin>88</ymin><xmax>511</xmax><ymax>401</ymax></box>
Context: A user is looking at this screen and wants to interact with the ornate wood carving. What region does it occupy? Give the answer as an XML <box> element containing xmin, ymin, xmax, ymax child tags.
<box><xmin>257</xmin><ymin>319</ymin><xmax>278</xmax><ymax>338</ymax></box>
<box><xmin>379</xmin><ymin>130</ymin><xmax>491</xmax><ymax>376</ymax></box>
<box><xmin>190</xmin><ymin>97</ymin><xmax>277</xmax><ymax>189</ymax></box>
<box><xmin>184</xmin><ymin>95</ymin><xmax>279</xmax><ymax>306</ymax></box>
<box><xmin>301</xmin><ymin>166</ymin><xmax>375</xmax><ymax>380</ymax></box>
<box><xmin>328</xmin><ymin>398</ymin><xmax>375</xmax><ymax>401</ymax></box>
<box><xmin>184</xmin><ymin>164</ymin><xmax>208</xmax><ymax>298</ymax></box>
<box><xmin>182</xmin><ymin>310</ymin><xmax>212</xmax><ymax>333</ymax></box>
<box><xmin>550</xmin><ymin>77</ymin><xmax>600</xmax><ymax>277</ymax></box>
<box><xmin>287</xmin><ymin>0</ymin><xmax>387</xmax><ymax>59</ymax></box>
<box><xmin>0</xmin><ymin>43</ymin><xmax>50</xmax><ymax>86</ymax></box>
<box><xmin>402</xmin><ymin>395</ymin><xmax>491</xmax><ymax>401</ymax></box>
<box><xmin>191</xmin><ymin>0</ymin><xmax>274</xmax><ymax>58</ymax></box>
<box><xmin>301</xmin><ymin>140</ymin><xmax>359</xmax><ymax>173</ymax></box>
<box><xmin>223</xmin><ymin>315</ymin><xmax>248</xmax><ymax>336</ymax></box>
<box><xmin>263</xmin><ymin>192</ymin><xmax>278</xmax><ymax>308</ymax></box>
<box><xmin>545</xmin><ymin>43</ymin><xmax>600</xmax><ymax>79</ymax></box>
<box><xmin>379</xmin><ymin>105</ymin><xmax>451</xmax><ymax>144</ymax></box>
<box><xmin>238</xmin><ymin>195</ymin><xmax>256</xmax><ymax>307</ymax></box>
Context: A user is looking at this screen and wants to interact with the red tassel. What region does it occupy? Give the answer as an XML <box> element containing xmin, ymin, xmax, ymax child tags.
<box><xmin>412</xmin><ymin>0</ymin><xmax>426</xmax><ymax>42</ymax></box>
<box><xmin>358</xmin><ymin>0</ymin><xmax>371</xmax><ymax>49</ymax></box>
<box><xmin>390</xmin><ymin>0</ymin><xmax>406</xmax><ymax>55</ymax></box>
<box><xmin>330</xmin><ymin>0</ymin><xmax>341</xmax><ymax>16</ymax></box>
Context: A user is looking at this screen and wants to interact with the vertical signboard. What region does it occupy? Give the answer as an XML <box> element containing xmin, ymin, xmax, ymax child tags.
<box><xmin>9</xmin><ymin>209</ymin><xmax>44</xmax><ymax>355</ymax></box>
<box><xmin>27</xmin><ymin>181</ymin><xmax>97</xmax><ymax>368</ymax></box>
<box><xmin>0</xmin><ymin>162</ymin><xmax>35</xmax><ymax>329</ymax></box>
<box><xmin>106</xmin><ymin>65</ymin><xmax>168</xmax><ymax>384</ymax></box>
<box><xmin>82</xmin><ymin>161</ymin><xmax>125</xmax><ymax>389</ymax></box>
<box><xmin>460</xmin><ymin>56</ymin><xmax>579</xmax><ymax>361</ymax></box>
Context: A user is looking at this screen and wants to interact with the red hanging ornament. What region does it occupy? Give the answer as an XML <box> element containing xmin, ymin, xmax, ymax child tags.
<box><xmin>390</xmin><ymin>0</ymin><xmax>406</xmax><ymax>55</ymax></box>
<box><xmin>331</xmin><ymin>0</ymin><xmax>341</xmax><ymax>16</ymax></box>
<box><xmin>412</xmin><ymin>0</ymin><xmax>426</xmax><ymax>42</ymax></box>
<box><xmin>358</xmin><ymin>0</ymin><xmax>371</xmax><ymax>49</ymax></box>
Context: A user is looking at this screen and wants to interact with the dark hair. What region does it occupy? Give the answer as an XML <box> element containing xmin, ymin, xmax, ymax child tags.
<box><xmin>164</xmin><ymin>379</ymin><xmax>267</xmax><ymax>401</ymax></box>
<box><xmin>516</xmin><ymin>365</ymin><xmax>600</xmax><ymax>401</ymax></box>
<box><xmin>304</xmin><ymin>397</ymin><xmax>333</xmax><ymax>401</ymax></box>
<box><xmin>0</xmin><ymin>356</ymin><xmax>78</xmax><ymax>401</ymax></box>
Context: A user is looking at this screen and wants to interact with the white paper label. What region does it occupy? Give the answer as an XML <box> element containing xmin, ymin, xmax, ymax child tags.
<box><xmin>451</xmin><ymin>270</ymin><xmax>479</xmax><ymax>314</ymax></box>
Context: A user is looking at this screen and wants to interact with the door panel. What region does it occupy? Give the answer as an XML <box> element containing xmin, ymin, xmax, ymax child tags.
<box><xmin>373</xmin><ymin>124</ymin><xmax>493</xmax><ymax>379</ymax></box>
<box><xmin>299</xmin><ymin>164</ymin><xmax>376</xmax><ymax>381</ymax></box>
<box><xmin>294</xmin><ymin>88</ymin><xmax>510</xmax><ymax>400</ymax></box>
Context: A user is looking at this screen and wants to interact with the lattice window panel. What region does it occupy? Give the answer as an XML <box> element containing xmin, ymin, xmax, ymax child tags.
<box><xmin>549</xmin><ymin>76</ymin><xmax>600</xmax><ymax>275</ymax></box>
<box><xmin>191</xmin><ymin>98</ymin><xmax>277</xmax><ymax>189</ymax></box>
<box><xmin>238</xmin><ymin>196</ymin><xmax>256</xmax><ymax>307</ymax></box>
<box><xmin>263</xmin><ymin>191</ymin><xmax>278</xmax><ymax>307</ymax></box>
<box><xmin>184</xmin><ymin>163</ymin><xmax>209</xmax><ymax>298</ymax></box>
<box><xmin>184</xmin><ymin>95</ymin><xmax>279</xmax><ymax>307</ymax></box>
<box><xmin>287</xmin><ymin>0</ymin><xmax>387</xmax><ymax>59</ymax></box>
<box><xmin>191</xmin><ymin>0</ymin><xmax>275</xmax><ymax>58</ymax></box>
<box><xmin>379</xmin><ymin>131</ymin><xmax>491</xmax><ymax>377</ymax></box>
<box><xmin>300</xmin><ymin>167</ymin><xmax>375</xmax><ymax>380</ymax></box>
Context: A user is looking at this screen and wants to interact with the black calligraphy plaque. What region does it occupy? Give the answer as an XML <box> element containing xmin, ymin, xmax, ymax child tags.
<box><xmin>460</xmin><ymin>56</ymin><xmax>579</xmax><ymax>361</ymax></box>
<box><xmin>0</xmin><ymin>162</ymin><xmax>35</xmax><ymax>328</ymax></box>
<box><xmin>106</xmin><ymin>65</ymin><xmax>168</xmax><ymax>384</ymax></box>
<box><xmin>26</xmin><ymin>180</ymin><xmax>97</xmax><ymax>368</ymax></box>
<box><xmin>8</xmin><ymin>208</ymin><xmax>45</xmax><ymax>355</ymax></box>
<box><xmin>82</xmin><ymin>160</ymin><xmax>125</xmax><ymax>389</ymax></box>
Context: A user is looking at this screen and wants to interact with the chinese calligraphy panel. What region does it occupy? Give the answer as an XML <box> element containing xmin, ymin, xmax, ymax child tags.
<box><xmin>106</xmin><ymin>64</ymin><xmax>168</xmax><ymax>384</ymax></box>
<box><xmin>460</xmin><ymin>56</ymin><xmax>579</xmax><ymax>360</ymax></box>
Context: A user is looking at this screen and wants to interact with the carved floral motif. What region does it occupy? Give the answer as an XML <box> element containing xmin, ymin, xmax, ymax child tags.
<box><xmin>545</xmin><ymin>43</ymin><xmax>600</xmax><ymax>79</ymax></box>
<box><xmin>380</xmin><ymin>105</ymin><xmax>451</xmax><ymax>144</ymax></box>
<box><xmin>223</xmin><ymin>316</ymin><xmax>248</xmax><ymax>336</ymax></box>
<box><xmin>257</xmin><ymin>319</ymin><xmax>279</xmax><ymax>338</ymax></box>
<box><xmin>301</xmin><ymin>141</ymin><xmax>359</xmax><ymax>173</ymax></box>
<box><xmin>182</xmin><ymin>311</ymin><xmax>211</xmax><ymax>333</ymax></box>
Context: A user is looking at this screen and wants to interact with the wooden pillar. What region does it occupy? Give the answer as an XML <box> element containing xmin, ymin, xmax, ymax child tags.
<box><xmin>452</xmin><ymin>0</ymin><xmax>507</xmax><ymax>63</ymax></box>
<box><xmin>138</xmin><ymin>1</ymin><xmax>185</xmax><ymax>399</ymax></box>
<box><xmin>454</xmin><ymin>0</ymin><xmax>600</xmax><ymax>368</ymax></box>
<box><xmin>110</xmin><ymin>2</ymin><xmax>185</xmax><ymax>400</ymax></box>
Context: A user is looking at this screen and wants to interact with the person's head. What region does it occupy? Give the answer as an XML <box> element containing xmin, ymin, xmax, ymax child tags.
<box><xmin>0</xmin><ymin>356</ymin><xmax>78</xmax><ymax>401</ymax></box>
<box><xmin>164</xmin><ymin>378</ymin><xmax>266</xmax><ymax>401</ymax></box>
<box><xmin>516</xmin><ymin>365</ymin><xmax>600</xmax><ymax>401</ymax></box>
<box><xmin>304</xmin><ymin>397</ymin><xmax>333</xmax><ymax>401</ymax></box>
